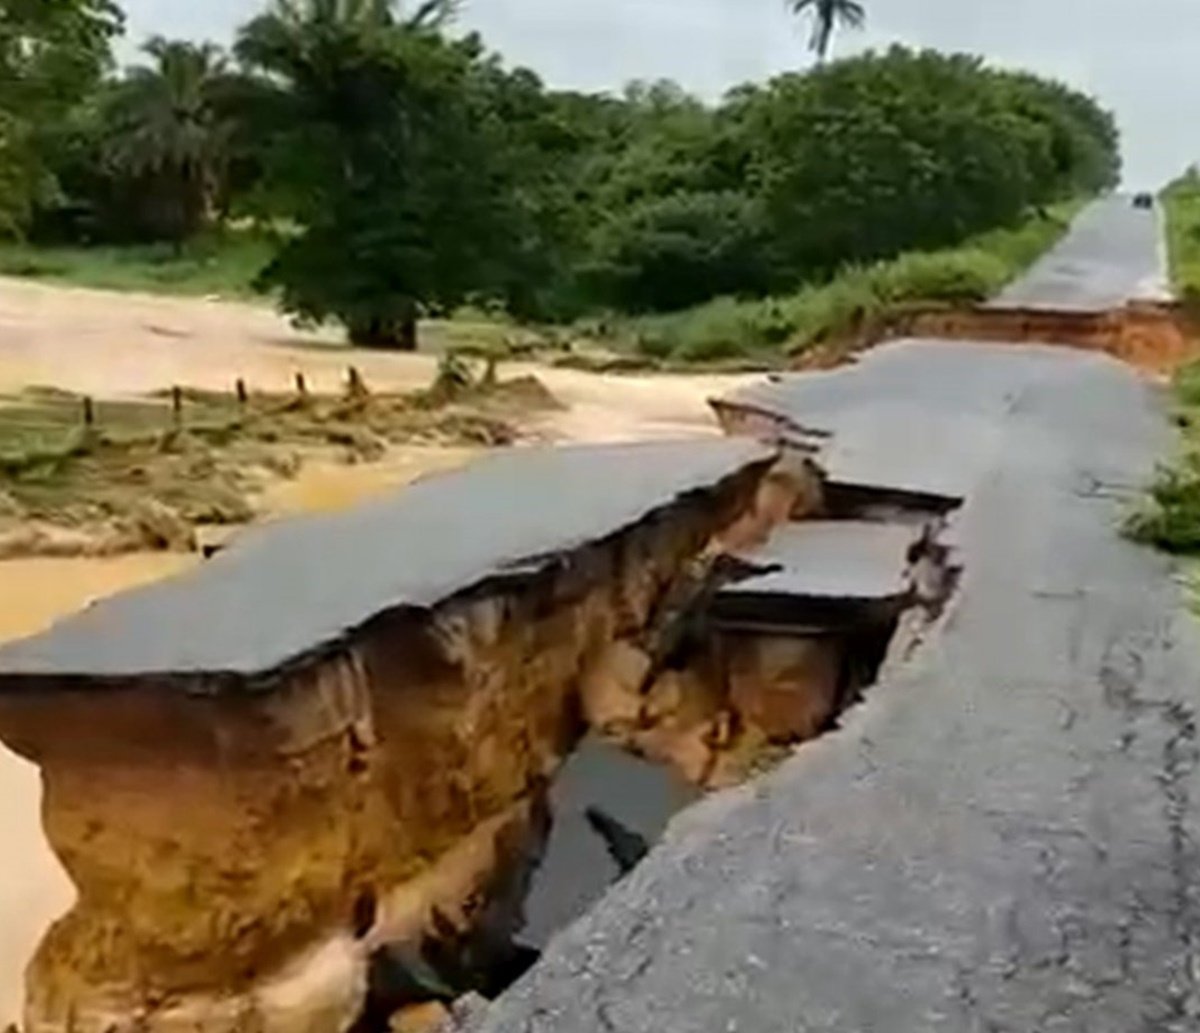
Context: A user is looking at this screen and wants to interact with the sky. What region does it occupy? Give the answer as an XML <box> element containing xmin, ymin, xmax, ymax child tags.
<box><xmin>116</xmin><ymin>0</ymin><xmax>1199</xmax><ymax>189</ymax></box>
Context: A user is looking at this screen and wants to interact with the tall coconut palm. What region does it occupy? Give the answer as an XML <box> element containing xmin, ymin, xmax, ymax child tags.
<box><xmin>786</xmin><ymin>0</ymin><xmax>865</xmax><ymax>61</ymax></box>
<box><xmin>104</xmin><ymin>38</ymin><xmax>233</xmax><ymax>245</ymax></box>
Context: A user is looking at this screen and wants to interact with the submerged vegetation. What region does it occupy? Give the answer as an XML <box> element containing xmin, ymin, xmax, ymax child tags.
<box><xmin>0</xmin><ymin>364</ymin><xmax>554</xmax><ymax>558</ymax></box>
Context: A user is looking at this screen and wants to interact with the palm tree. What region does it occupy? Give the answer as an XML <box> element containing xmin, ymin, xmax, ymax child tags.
<box><xmin>239</xmin><ymin>0</ymin><xmax>458</xmax><ymax>40</ymax></box>
<box><xmin>233</xmin><ymin>0</ymin><xmax>466</xmax><ymax>349</ymax></box>
<box><xmin>786</xmin><ymin>0</ymin><xmax>865</xmax><ymax>62</ymax></box>
<box><xmin>104</xmin><ymin>38</ymin><xmax>233</xmax><ymax>246</ymax></box>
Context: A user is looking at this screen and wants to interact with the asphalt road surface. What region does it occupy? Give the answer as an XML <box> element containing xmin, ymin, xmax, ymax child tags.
<box><xmin>480</xmin><ymin>340</ymin><xmax>1200</xmax><ymax>1033</ymax></box>
<box><xmin>0</xmin><ymin>439</ymin><xmax>772</xmax><ymax>685</ymax></box>
<box><xmin>721</xmin><ymin>342</ymin><xmax>1078</xmax><ymax>501</ymax></box>
<box><xmin>987</xmin><ymin>195</ymin><xmax>1170</xmax><ymax>312</ymax></box>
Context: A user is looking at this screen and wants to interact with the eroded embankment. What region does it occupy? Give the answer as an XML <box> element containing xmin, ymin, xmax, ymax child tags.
<box><xmin>794</xmin><ymin>302</ymin><xmax>1198</xmax><ymax>376</ymax></box>
<box><xmin>0</xmin><ymin>441</ymin><xmax>782</xmax><ymax>1033</ymax></box>
<box><xmin>0</xmin><ymin>428</ymin><xmax>964</xmax><ymax>1033</ymax></box>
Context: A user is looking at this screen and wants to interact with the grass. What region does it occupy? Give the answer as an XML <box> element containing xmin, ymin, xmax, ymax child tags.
<box><xmin>0</xmin><ymin>231</ymin><xmax>275</xmax><ymax>300</ymax></box>
<box><xmin>588</xmin><ymin>200</ymin><xmax>1086</xmax><ymax>366</ymax></box>
<box><xmin>1125</xmin><ymin>362</ymin><xmax>1200</xmax><ymax>553</ymax></box>
<box><xmin>1162</xmin><ymin>170</ymin><xmax>1200</xmax><ymax>303</ymax></box>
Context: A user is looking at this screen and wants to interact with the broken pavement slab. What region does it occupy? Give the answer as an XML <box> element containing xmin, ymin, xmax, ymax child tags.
<box><xmin>714</xmin><ymin>338</ymin><xmax>1110</xmax><ymax>502</ymax></box>
<box><xmin>721</xmin><ymin>520</ymin><xmax>923</xmax><ymax>605</ymax></box>
<box><xmin>0</xmin><ymin>438</ymin><xmax>776</xmax><ymax>689</ymax></box>
<box><xmin>0</xmin><ymin>438</ymin><xmax>780</xmax><ymax>1033</ymax></box>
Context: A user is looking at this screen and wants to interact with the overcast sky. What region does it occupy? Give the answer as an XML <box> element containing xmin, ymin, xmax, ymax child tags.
<box><xmin>117</xmin><ymin>0</ymin><xmax>1198</xmax><ymax>188</ymax></box>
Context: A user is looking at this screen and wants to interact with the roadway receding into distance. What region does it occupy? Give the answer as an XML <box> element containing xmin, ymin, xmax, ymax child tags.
<box><xmin>478</xmin><ymin>197</ymin><xmax>1200</xmax><ymax>1031</ymax></box>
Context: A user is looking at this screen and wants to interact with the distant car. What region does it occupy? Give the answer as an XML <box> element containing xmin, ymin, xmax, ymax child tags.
<box><xmin>1133</xmin><ymin>192</ymin><xmax>1155</xmax><ymax>210</ymax></box>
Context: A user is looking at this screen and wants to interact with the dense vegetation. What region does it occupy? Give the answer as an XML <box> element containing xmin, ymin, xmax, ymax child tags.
<box><xmin>1</xmin><ymin>0</ymin><xmax>1121</xmax><ymax>350</ymax></box>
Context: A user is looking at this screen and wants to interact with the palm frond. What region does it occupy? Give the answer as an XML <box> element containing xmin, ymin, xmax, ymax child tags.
<box><xmin>405</xmin><ymin>0</ymin><xmax>462</xmax><ymax>29</ymax></box>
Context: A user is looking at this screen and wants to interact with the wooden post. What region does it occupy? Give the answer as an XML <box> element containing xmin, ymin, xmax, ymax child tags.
<box><xmin>295</xmin><ymin>372</ymin><xmax>308</xmax><ymax>399</ymax></box>
<box><xmin>347</xmin><ymin>366</ymin><xmax>367</xmax><ymax>399</ymax></box>
<box><xmin>82</xmin><ymin>396</ymin><xmax>94</xmax><ymax>428</ymax></box>
<box><xmin>171</xmin><ymin>386</ymin><xmax>183</xmax><ymax>427</ymax></box>
<box><xmin>235</xmin><ymin>378</ymin><xmax>248</xmax><ymax>406</ymax></box>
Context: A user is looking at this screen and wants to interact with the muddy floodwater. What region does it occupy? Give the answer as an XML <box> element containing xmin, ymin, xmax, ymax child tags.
<box><xmin>0</xmin><ymin>746</ymin><xmax>74</xmax><ymax>1028</ymax></box>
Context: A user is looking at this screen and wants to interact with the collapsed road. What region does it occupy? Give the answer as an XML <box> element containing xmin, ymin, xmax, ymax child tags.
<box><xmin>908</xmin><ymin>194</ymin><xmax>1194</xmax><ymax>376</ymax></box>
<box><xmin>480</xmin><ymin>339</ymin><xmax>1199</xmax><ymax>1033</ymax></box>
<box><xmin>468</xmin><ymin>201</ymin><xmax>1200</xmax><ymax>1032</ymax></box>
<box><xmin>0</xmin><ymin>438</ymin><xmax>790</xmax><ymax>1033</ymax></box>
<box><xmin>1</xmin><ymin>194</ymin><xmax>1192</xmax><ymax>1033</ymax></box>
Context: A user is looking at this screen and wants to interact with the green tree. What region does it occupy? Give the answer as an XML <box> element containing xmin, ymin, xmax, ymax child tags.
<box><xmin>103</xmin><ymin>38</ymin><xmax>235</xmax><ymax>246</ymax></box>
<box><xmin>726</xmin><ymin>47</ymin><xmax>1119</xmax><ymax>278</ymax></box>
<box><xmin>587</xmin><ymin>190</ymin><xmax>770</xmax><ymax>311</ymax></box>
<box><xmin>0</xmin><ymin>0</ymin><xmax>121</xmax><ymax>232</ymax></box>
<box><xmin>786</xmin><ymin>0</ymin><xmax>865</xmax><ymax>61</ymax></box>
<box><xmin>236</xmin><ymin>0</ymin><xmax>513</xmax><ymax>348</ymax></box>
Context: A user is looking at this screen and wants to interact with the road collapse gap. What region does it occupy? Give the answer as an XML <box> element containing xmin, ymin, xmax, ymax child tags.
<box><xmin>396</xmin><ymin>477</ymin><xmax>966</xmax><ymax>1031</ymax></box>
<box><xmin>0</xmin><ymin>434</ymin><xmax>965</xmax><ymax>1033</ymax></box>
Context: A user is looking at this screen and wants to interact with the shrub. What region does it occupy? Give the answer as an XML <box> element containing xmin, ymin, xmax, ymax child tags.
<box><xmin>869</xmin><ymin>249</ymin><xmax>1008</xmax><ymax>304</ymax></box>
<box><xmin>1124</xmin><ymin>457</ymin><xmax>1200</xmax><ymax>553</ymax></box>
<box><xmin>1176</xmin><ymin>362</ymin><xmax>1200</xmax><ymax>409</ymax></box>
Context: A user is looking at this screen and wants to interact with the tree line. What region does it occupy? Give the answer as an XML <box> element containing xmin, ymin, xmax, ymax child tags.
<box><xmin>2</xmin><ymin>0</ymin><xmax>1121</xmax><ymax>348</ymax></box>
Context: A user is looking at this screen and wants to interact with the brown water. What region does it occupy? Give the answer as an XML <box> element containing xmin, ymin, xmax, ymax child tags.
<box><xmin>0</xmin><ymin>553</ymin><xmax>203</xmax><ymax>1027</ymax></box>
<box><xmin>0</xmin><ymin>748</ymin><xmax>74</xmax><ymax>1028</ymax></box>
<box><xmin>0</xmin><ymin>278</ymin><xmax>744</xmax><ymax>439</ymax></box>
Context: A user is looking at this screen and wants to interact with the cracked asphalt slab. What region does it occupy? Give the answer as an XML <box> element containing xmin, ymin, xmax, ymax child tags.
<box><xmin>0</xmin><ymin>438</ymin><xmax>773</xmax><ymax>685</ymax></box>
<box><xmin>479</xmin><ymin>340</ymin><xmax>1200</xmax><ymax>1033</ymax></box>
<box><xmin>987</xmin><ymin>194</ymin><xmax>1170</xmax><ymax>312</ymax></box>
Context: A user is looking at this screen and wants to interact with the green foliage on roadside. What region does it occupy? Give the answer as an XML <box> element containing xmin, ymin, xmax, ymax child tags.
<box><xmin>723</xmin><ymin>51</ymin><xmax>1118</xmax><ymax>283</ymax></box>
<box><xmin>1126</xmin><ymin>361</ymin><xmax>1200</xmax><ymax>554</ymax></box>
<box><xmin>1162</xmin><ymin>168</ymin><xmax>1200</xmax><ymax>306</ymax></box>
<box><xmin>607</xmin><ymin>202</ymin><xmax>1079</xmax><ymax>364</ymax></box>
<box><xmin>1125</xmin><ymin>454</ymin><xmax>1200</xmax><ymax>554</ymax></box>
<box><xmin>231</xmin><ymin>0</ymin><xmax>520</xmax><ymax>348</ymax></box>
